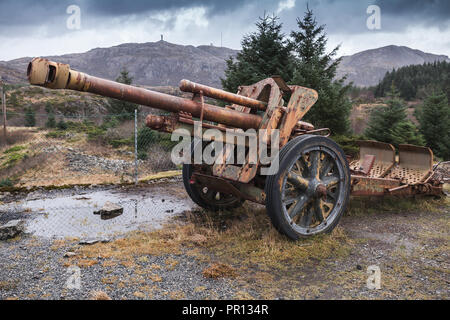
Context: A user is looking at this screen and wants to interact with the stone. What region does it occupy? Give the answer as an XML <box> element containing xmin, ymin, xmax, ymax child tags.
<box><xmin>64</xmin><ymin>252</ymin><xmax>77</xmax><ymax>258</ymax></box>
<box><xmin>79</xmin><ymin>239</ymin><xmax>100</xmax><ymax>245</ymax></box>
<box><xmin>93</xmin><ymin>201</ymin><xmax>123</xmax><ymax>220</ymax></box>
<box><xmin>79</xmin><ymin>238</ymin><xmax>110</xmax><ymax>245</ymax></box>
<box><xmin>0</xmin><ymin>220</ymin><xmax>24</xmax><ymax>240</ymax></box>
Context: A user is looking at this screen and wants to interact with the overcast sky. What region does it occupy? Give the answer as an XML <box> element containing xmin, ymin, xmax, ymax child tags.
<box><xmin>0</xmin><ymin>0</ymin><xmax>449</xmax><ymax>61</ymax></box>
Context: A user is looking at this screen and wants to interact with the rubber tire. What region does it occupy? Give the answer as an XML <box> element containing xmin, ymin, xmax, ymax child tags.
<box><xmin>182</xmin><ymin>141</ymin><xmax>244</xmax><ymax>211</ymax></box>
<box><xmin>265</xmin><ymin>135</ymin><xmax>351</xmax><ymax>240</ymax></box>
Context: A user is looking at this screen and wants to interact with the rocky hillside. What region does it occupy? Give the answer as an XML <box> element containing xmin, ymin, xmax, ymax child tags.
<box><xmin>336</xmin><ymin>45</ymin><xmax>450</xmax><ymax>87</ymax></box>
<box><xmin>3</xmin><ymin>42</ymin><xmax>448</xmax><ymax>89</ymax></box>
<box><xmin>0</xmin><ymin>62</ymin><xmax>27</xmax><ymax>84</ymax></box>
<box><xmin>1</xmin><ymin>41</ymin><xmax>238</xmax><ymax>88</ymax></box>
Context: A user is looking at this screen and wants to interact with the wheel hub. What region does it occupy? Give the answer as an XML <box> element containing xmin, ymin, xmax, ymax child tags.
<box><xmin>315</xmin><ymin>183</ymin><xmax>327</xmax><ymax>198</ymax></box>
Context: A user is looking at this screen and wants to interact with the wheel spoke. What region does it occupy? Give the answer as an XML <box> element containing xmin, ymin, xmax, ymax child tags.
<box><xmin>321</xmin><ymin>200</ymin><xmax>335</xmax><ymax>214</ymax></box>
<box><xmin>309</xmin><ymin>151</ymin><xmax>320</xmax><ymax>178</ymax></box>
<box><xmin>282</xmin><ymin>196</ymin><xmax>297</xmax><ymax>206</ymax></box>
<box><xmin>287</xmin><ymin>172</ymin><xmax>309</xmax><ymax>190</ymax></box>
<box><xmin>313</xmin><ymin>199</ymin><xmax>324</xmax><ymax>222</ymax></box>
<box><xmin>322</xmin><ymin>175</ymin><xmax>340</xmax><ymax>188</ymax></box>
<box><xmin>300</xmin><ymin>205</ymin><xmax>314</xmax><ymax>227</ymax></box>
<box><xmin>288</xmin><ymin>195</ymin><xmax>309</xmax><ymax>219</ymax></box>
<box><xmin>320</xmin><ymin>156</ymin><xmax>334</xmax><ymax>178</ymax></box>
<box><xmin>327</xmin><ymin>189</ymin><xmax>337</xmax><ymax>200</ymax></box>
<box><xmin>295</xmin><ymin>157</ymin><xmax>309</xmax><ymax>176</ymax></box>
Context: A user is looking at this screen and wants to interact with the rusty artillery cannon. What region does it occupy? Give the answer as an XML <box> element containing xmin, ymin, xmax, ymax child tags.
<box><xmin>26</xmin><ymin>58</ymin><xmax>444</xmax><ymax>240</ymax></box>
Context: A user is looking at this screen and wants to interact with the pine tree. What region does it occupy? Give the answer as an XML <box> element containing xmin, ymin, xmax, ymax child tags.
<box><xmin>221</xmin><ymin>14</ymin><xmax>294</xmax><ymax>93</ymax></box>
<box><xmin>8</xmin><ymin>92</ymin><xmax>18</xmax><ymax>108</ymax></box>
<box><xmin>46</xmin><ymin>112</ymin><xmax>56</xmax><ymax>128</ymax></box>
<box><xmin>418</xmin><ymin>91</ymin><xmax>450</xmax><ymax>159</ymax></box>
<box><xmin>365</xmin><ymin>86</ymin><xmax>424</xmax><ymax>146</ymax></box>
<box><xmin>24</xmin><ymin>107</ymin><xmax>36</xmax><ymax>127</ymax></box>
<box><xmin>45</xmin><ymin>102</ymin><xmax>56</xmax><ymax>128</ymax></box>
<box><xmin>290</xmin><ymin>7</ymin><xmax>352</xmax><ymax>134</ymax></box>
<box><xmin>108</xmin><ymin>68</ymin><xmax>138</xmax><ymax>120</ymax></box>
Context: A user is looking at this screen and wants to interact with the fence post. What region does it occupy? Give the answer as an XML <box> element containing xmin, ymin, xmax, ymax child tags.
<box><xmin>0</xmin><ymin>77</ymin><xmax>6</xmax><ymax>147</ymax></box>
<box><xmin>134</xmin><ymin>109</ymin><xmax>138</xmax><ymax>186</ymax></box>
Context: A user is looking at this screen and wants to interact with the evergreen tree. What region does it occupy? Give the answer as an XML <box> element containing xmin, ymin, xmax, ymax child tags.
<box><xmin>108</xmin><ymin>69</ymin><xmax>138</xmax><ymax>120</ymax></box>
<box><xmin>221</xmin><ymin>14</ymin><xmax>294</xmax><ymax>93</ymax></box>
<box><xmin>365</xmin><ymin>86</ymin><xmax>424</xmax><ymax>146</ymax></box>
<box><xmin>8</xmin><ymin>92</ymin><xmax>18</xmax><ymax>108</ymax></box>
<box><xmin>290</xmin><ymin>7</ymin><xmax>352</xmax><ymax>134</ymax></box>
<box><xmin>46</xmin><ymin>112</ymin><xmax>56</xmax><ymax>128</ymax></box>
<box><xmin>24</xmin><ymin>107</ymin><xmax>36</xmax><ymax>127</ymax></box>
<box><xmin>375</xmin><ymin>61</ymin><xmax>450</xmax><ymax>101</ymax></box>
<box><xmin>418</xmin><ymin>91</ymin><xmax>450</xmax><ymax>159</ymax></box>
<box><xmin>45</xmin><ymin>102</ymin><xmax>56</xmax><ymax>128</ymax></box>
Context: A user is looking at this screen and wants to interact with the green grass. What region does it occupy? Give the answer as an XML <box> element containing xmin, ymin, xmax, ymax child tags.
<box><xmin>4</xmin><ymin>145</ymin><xmax>27</xmax><ymax>154</ymax></box>
<box><xmin>347</xmin><ymin>196</ymin><xmax>445</xmax><ymax>216</ymax></box>
<box><xmin>2</xmin><ymin>152</ymin><xmax>28</xmax><ymax>168</ymax></box>
<box><xmin>0</xmin><ymin>178</ymin><xmax>14</xmax><ymax>187</ymax></box>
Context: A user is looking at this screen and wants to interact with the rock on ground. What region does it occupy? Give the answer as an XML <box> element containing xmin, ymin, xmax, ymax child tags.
<box><xmin>0</xmin><ymin>220</ymin><xmax>24</xmax><ymax>240</ymax></box>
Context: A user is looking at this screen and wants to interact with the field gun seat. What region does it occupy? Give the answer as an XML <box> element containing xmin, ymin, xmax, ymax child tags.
<box><xmin>350</xmin><ymin>141</ymin><xmax>395</xmax><ymax>178</ymax></box>
<box><xmin>386</xmin><ymin>144</ymin><xmax>433</xmax><ymax>185</ymax></box>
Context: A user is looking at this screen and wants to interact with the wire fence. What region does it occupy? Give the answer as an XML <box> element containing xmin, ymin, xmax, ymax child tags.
<box><xmin>0</xmin><ymin>109</ymin><xmax>178</xmax><ymax>188</ymax></box>
<box><xmin>0</xmin><ymin>109</ymin><xmax>189</xmax><ymax>239</ymax></box>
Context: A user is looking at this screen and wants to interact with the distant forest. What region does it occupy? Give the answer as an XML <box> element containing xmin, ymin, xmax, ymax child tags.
<box><xmin>374</xmin><ymin>61</ymin><xmax>450</xmax><ymax>101</ymax></box>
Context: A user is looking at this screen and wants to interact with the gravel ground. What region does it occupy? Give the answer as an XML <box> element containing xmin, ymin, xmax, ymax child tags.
<box><xmin>0</xmin><ymin>181</ymin><xmax>448</xmax><ymax>300</ymax></box>
<box><xmin>0</xmin><ymin>237</ymin><xmax>237</xmax><ymax>300</ymax></box>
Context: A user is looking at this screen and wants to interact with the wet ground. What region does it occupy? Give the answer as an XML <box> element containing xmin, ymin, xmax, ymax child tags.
<box><xmin>0</xmin><ymin>179</ymin><xmax>448</xmax><ymax>300</ymax></box>
<box><xmin>0</xmin><ymin>181</ymin><xmax>192</xmax><ymax>239</ymax></box>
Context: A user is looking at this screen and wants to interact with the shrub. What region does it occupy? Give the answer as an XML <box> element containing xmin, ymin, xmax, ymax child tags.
<box><xmin>24</xmin><ymin>107</ymin><xmax>36</xmax><ymax>127</ymax></box>
<box><xmin>0</xmin><ymin>178</ymin><xmax>14</xmax><ymax>187</ymax></box>
<box><xmin>46</xmin><ymin>113</ymin><xmax>56</xmax><ymax>128</ymax></box>
<box><xmin>333</xmin><ymin>134</ymin><xmax>365</xmax><ymax>158</ymax></box>
<box><xmin>138</xmin><ymin>150</ymin><xmax>148</xmax><ymax>160</ymax></box>
<box><xmin>137</xmin><ymin>127</ymin><xmax>176</xmax><ymax>152</ymax></box>
<box><xmin>57</xmin><ymin>120</ymin><xmax>68</xmax><ymax>130</ymax></box>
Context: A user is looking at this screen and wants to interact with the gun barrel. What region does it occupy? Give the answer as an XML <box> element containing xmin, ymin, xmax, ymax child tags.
<box><xmin>179</xmin><ymin>80</ymin><xmax>267</xmax><ymax>111</ymax></box>
<box><xmin>27</xmin><ymin>58</ymin><xmax>262</xmax><ymax>130</ymax></box>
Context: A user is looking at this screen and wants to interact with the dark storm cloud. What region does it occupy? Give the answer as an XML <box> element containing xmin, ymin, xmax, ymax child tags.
<box><xmin>374</xmin><ymin>0</ymin><xmax>450</xmax><ymax>30</ymax></box>
<box><xmin>0</xmin><ymin>0</ymin><xmax>75</xmax><ymax>25</ymax></box>
<box><xmin>82</xmin><ymin>0</ymin><xmax>253</xmax><ymax>17</ymax></box>
<box><xmin>376</xmin><ymin>0</ymin><xmax>450</xmax><ymax>20</ymax></box>
<box><xmin>0</xmin><ymin>0</ymin><xmax>449</xmax><ymax>40</ymax></box>
<box><xmin>0</xmin><ymin>0</ymin><xmax>258</xmax><ymax>27</ymax></box>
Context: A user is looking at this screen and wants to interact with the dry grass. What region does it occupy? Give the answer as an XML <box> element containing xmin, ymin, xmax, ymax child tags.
<box><xmin>90</xmin><ymin>290</ymin><xmax>112</xmax><ymax>300</ymax></box>
<box><xmin>0</xmin><ymin>280</ymin><xmax>19</xmax><ymax>291</ymax></box>
<box><xmin>202</xmin><ymin>263</ymin><xmax>237</xmax><ymax>279</ymax></box>
<box><xmin>0</xmin><ymin>128</ymin><xmax>34</xmax><ymax>148</ymax></box>
<box><xmin>347</xmin><ymin>195</ymin><xmax>446</xmax><ymax>217</ymax></box>
<box><xmin>71</xmin><ymin>203</ymin><xmax>353</xmax><ymax>286</ymax></box>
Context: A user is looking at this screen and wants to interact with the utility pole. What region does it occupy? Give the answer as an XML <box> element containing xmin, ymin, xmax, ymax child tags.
<box><xmin>0</xmin><ymin>76</ymin><xmax>6</xmax><ymax>147</ymax></box>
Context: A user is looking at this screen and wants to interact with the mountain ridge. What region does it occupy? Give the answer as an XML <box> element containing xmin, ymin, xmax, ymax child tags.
<box><xmin>1</xmin><ymin>42</ymin><xmax>448</xmax><ymax>88</ymax></box>
<box><xmin>336</xmin><ymin>45</ymin><xmax>450</xmax><ymax>87</ymax></box>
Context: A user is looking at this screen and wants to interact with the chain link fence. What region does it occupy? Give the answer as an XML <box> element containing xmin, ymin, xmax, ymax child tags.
<box><xmin>0</xmin><ymin>109</ymin><xmax>178</xmax><ymax>188</ymax></box>
<box><xmin>0</xmin><ymin>108</ymin><xmax>190</xmax><ymax>239</ymax></box>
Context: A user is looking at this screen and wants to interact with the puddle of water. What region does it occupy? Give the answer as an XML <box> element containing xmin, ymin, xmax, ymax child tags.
<box><xmin>0</xmin><ymin>188</ymin><xmax>192</xmax><ymax>239</ymax></box>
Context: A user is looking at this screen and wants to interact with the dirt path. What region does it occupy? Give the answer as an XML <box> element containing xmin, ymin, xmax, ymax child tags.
<box><xmin>0</xmin><ymin>180</ymin><xmax>448</xmax><ymax>300</ymax></box>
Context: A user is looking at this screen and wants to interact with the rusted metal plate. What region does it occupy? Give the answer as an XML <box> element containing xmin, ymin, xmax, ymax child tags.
<box><xmin>350</xmin><ymin>141</ymin><xmax>395</xmax><ymax>178</ymax></box>
<box><xmin>350</xmin><ymin>142</ymin><xmax>443</xmax><ymax>197</ymax></box>
<box><xmin>386</xmin><ymin>144</ymin><xmax>433</xmax><ymax>185</ymax></box>
<box><xmin>278</xmin><ymin>86</ymin><xmax>318</xmax><ymax>147</ymax></box>
<box><xmin>192</xmin><ymin>173</ymin><xmax>266</xmax><ymax>204</ymax></box>
<box><xmin>351</xmin><ymin>176</ymin><xmax>400</xmax><ymax>196</ymax></box>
